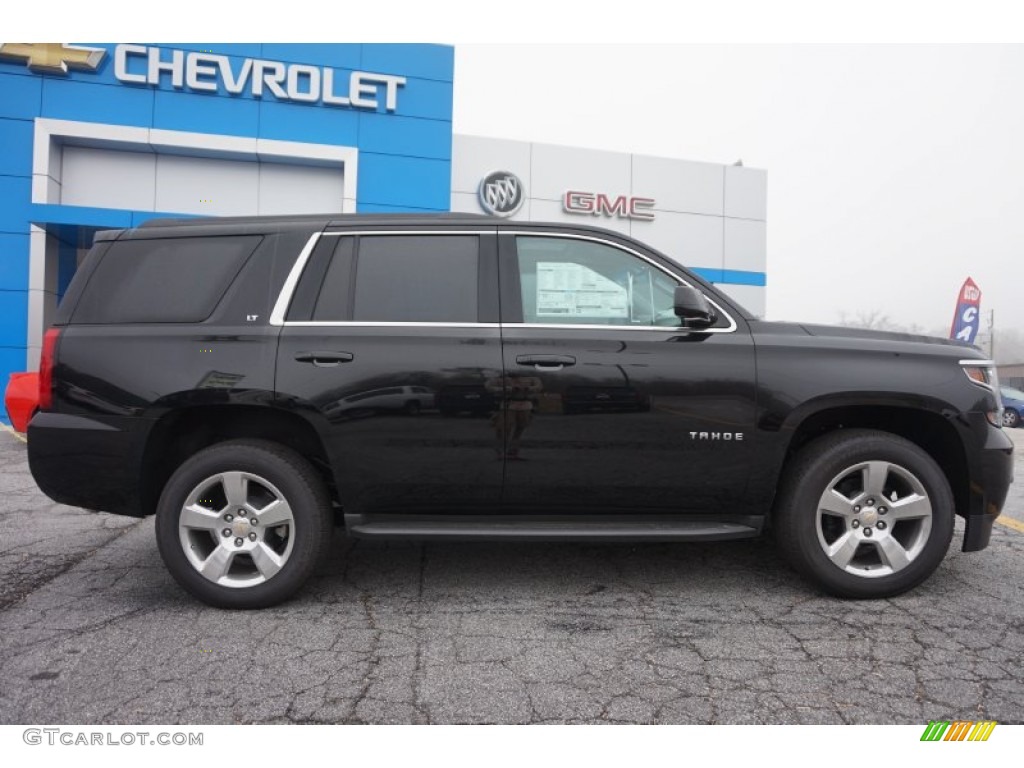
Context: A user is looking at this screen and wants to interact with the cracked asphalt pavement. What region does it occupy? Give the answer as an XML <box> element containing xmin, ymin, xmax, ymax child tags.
<box><xmin>0</xmin><ymin>428</ymin><xmax>1021</xmax><ymax>724</ymax></box>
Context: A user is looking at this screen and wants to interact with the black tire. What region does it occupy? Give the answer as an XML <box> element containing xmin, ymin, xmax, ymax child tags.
<box><xmin>774</xmin><ymin>429</ymin><xmax>954</xmax><ymax>599</ymax></box>
<box><xmin>155</xmin><ymin>439</ymin><xmax>332</xmax><ymax>609</ymax></box>
<box><xmin>405</xmin><ymin>400</ymin><xmax>421</xmax><ymax>415</ymax></box>
<box><xmin>1005</xmin><ymin>409</ymin><xmax>1021</xmax><ymax>429</ymax></box>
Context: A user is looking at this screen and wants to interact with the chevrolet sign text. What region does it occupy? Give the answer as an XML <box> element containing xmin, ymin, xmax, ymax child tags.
<box><xmin>114</xmin><ymin>45</ymin><xmax>406</xmax><ymax>111</ymax></box>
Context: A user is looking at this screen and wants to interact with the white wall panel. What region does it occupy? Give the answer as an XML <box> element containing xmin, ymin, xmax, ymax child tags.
<box><xmin>724</xmin><ymin>218</ymin><xmax>767</xmax><ymax>273</ymax></box>
<box><xmin>530</xmin><ymin>143</ymin><xmax>631</xmax><ymax>202</ymax></box>
<box><xmin>724</xmin><ymin>166</ymin><xmax>767</xmax><ymax>221</ymax></box>
<box><xmin>155</xmin><ymin>154</ymin><xmax>259</xmax><ymax>216</ymax></box>
<box><xmin>528</xmin><ymin>198</ymin><xmax>632</xmax><ymax>236</ymax></box>
<box><xmin>257</xmin><ymin>163</ymin><xmax>345</xmax><ymax>215</ymax></box>
<box><xmin>449</xmin><ymin>190</ymin><xmax>481</xmax><ymax>214</ymax></box>
<box><xmin>61</xmin><ymin>146</ymin><xmax>156</xmax><ymax>210</ymax></box>
<box><xmin>634</xmin><ymin>212</ymin><xmax>723</xmax><ymax>273</ymax></box>
<box><xmin>451</xmin><ymin>135</ymin><xmax>532</xmax><ymax>196</ymax></box>
<box><xmin>632</xmin><ymin>155</ymin><xmax>724</xmax><ymax>216</ymax></box>
<box><xmin>450</xmin><ymin>190</ymin><xmax>532</xmax><ymax>220</ymax></box>
<box><xmin>717</xmin><ymin>283</ymin><xmax>765</xmax><ymax>318</ymax></box>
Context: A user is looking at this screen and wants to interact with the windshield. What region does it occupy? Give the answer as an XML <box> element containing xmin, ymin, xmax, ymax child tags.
<box><xmin>1002</xmin><ymin>386</ymin><xmax>1024</xmax><ymax>400</ymax></box>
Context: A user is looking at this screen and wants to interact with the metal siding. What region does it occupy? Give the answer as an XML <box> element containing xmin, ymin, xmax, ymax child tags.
<box><xmin>257</xmin><ymin>100</ymin><xmax>361</xmax><ymax>146</ymax></box>
<box><xmin>0</xmin><ymin>73</ymin><xmax>43</xmax><ymax>119</ymax></box>
<box><xmin>152</xmin><ymin>88</ymin><xmax>261</xmax><ymax>135</ymax></box>
<box><xmin>0</xmin><ymin>118</ymin><xmax>34</xmax><ymax>176</ymax></box>
<box><xmin>0</xmin><ymin>290</ymin><xmax>28</xmax><ymax>347</ymax></box>
<box><xmin>357</xmin><ymin>153</ymin><xmax>452</xmax><ymax>210</ymax></box>
<box><xmin>41</xmin><ymin>78</ymin><xmax>155</xmax><ymax>126</ymax></box>
<box><xmin>0</xmin><ymin>233</ymin><xmax>30</xmax><ymax>291</ymax></box>
<box><xmin>361</xmin><ymin>44</ymin><xmax>455</xmax><ymax>82</ymax></box>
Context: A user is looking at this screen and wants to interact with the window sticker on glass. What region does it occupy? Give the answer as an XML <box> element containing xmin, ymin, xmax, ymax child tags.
<box><xmin>536</xmin><ymin>262</ymin><xmax>628</xmax><ymax>318</ymax></box>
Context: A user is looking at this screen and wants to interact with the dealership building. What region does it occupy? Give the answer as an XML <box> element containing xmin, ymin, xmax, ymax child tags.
<box><xmin>0</xmin><ymin>42</ymin><xmax>766</xmax><ymax>401</ymax></box>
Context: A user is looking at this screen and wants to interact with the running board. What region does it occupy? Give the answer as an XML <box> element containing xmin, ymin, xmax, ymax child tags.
<box><xmin>344</xmin><ymin>514</ymin><xmax>761</xmax><ymax>542</ymax></box>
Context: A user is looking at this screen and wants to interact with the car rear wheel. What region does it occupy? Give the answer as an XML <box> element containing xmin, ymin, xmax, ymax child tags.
<box><xmin>155</xmin><ymin>439</ymin><xmax>332</xmax><ymax>609</ymax></box>
<box><xmin>774</xmin><ymin>429</ymin><xmax>954</xmax><ymax>598</ymax></box>
<box><xmin>1003</xmin><ymin>409</ymin><xmax>1020</xmax><ymax>428</ymax></box>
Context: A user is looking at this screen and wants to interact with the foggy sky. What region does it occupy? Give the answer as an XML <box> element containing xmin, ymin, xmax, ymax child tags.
<box><xmin>452</xmin><ymin>44</ymin><xmax>1023</xmax><ymax>334</ymax></box>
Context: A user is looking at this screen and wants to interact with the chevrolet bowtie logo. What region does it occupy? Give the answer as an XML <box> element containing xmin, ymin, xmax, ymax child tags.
<box><xmin>0</xmin><ymin>42</ymin><xmax>105</xmax><ymax>74</ymax></box>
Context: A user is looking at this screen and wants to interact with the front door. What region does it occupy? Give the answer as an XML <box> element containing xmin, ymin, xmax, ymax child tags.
<box><xmin>275</xmin><ymin>227</ymin><xmax>503</xmax><ymax>514</ymax></box>
<box><xmin>497</xmin><ymin>231</ymin><xmax>757</xmax><ymax>513</ymax></box>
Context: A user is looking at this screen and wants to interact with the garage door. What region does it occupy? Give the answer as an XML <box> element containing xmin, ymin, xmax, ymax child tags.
<box><xmin>59</xmin><ymin>145</ymin><xmax>346</xmax><ymax>217</ymax></box>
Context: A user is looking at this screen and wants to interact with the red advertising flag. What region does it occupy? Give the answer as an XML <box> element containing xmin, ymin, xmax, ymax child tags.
<box><xmin>950</xmin><ymin>277</ymin><xmax>982</xmax><ymax>344</ymax></box>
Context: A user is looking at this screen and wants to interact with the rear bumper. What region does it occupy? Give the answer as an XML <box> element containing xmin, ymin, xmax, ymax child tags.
<box><xmin>27</xmin><ymin>411</ymin><xmax>146</xmax><ymax>517</ymax></box>
<box><xmin>962</xmin><ymin>424</ymin><xmax>1014</xmax><ymax>552</ymax></box>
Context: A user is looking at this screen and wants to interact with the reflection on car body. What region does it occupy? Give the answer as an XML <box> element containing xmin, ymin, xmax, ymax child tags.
<box><xmin>563</xmin><ymin>385</ymin><xmax>651</xmax><ymax>415</ymax></box>
<box><xmin>436</xmin><ymin>384</ymin><xmax>496</xmax><ymax>417</ymax></box>
<box><xmin>324</xmin><ymin>385</ymin><xmax>434</xmax><ymax>420</ymax></box>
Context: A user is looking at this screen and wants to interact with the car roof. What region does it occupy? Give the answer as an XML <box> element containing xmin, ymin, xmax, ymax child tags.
<box><xmin>137</xmin><ymin>212</ymin><xmax>497</xmax><ymax>229</ymax></box>
<box><xmin>125</xmin><ymin>212</ymin><xmax>633</xmax><ymax>242</ymax></box>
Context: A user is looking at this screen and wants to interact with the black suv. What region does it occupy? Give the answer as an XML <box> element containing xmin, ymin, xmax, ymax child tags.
<box><xmin>28</xmin><ymin>214</ymin><xmax>1014</xmax><ymax>608</ymax></box>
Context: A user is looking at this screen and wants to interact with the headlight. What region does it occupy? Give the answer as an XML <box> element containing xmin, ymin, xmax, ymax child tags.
<box><xmin>960</xmin><ymin>359</ymin><xmax>1002</xmax><ymax>426</ymax></box>
<box><xmin>959</xmin><ymin>359</ymin><xmax>996</xmax><ymax>389</ymax></box>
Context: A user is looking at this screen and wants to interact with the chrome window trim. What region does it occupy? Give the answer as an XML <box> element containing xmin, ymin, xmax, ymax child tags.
<box><xmin>500</xmin><ymin>323</ymin><xmax>711</xmax><ymax>333</ymax></box>
<box><xmin>269</xmin><ymin>231</ymin><xmax>323</xmax><ymax>327</ymax></box>
<box><xmin>269</xmin><ymin>228</ymin><xmax>737</xmax><ymax>333</ymax></box>
<box><xmin>283</xmin><ymin>321</ymin><xmax>501</xmax><ymax>329</ymax></box>
<box><xmin>503</xmin><ymin>230</ymin><xmax>737</xmax><ymax>334</ymax></box>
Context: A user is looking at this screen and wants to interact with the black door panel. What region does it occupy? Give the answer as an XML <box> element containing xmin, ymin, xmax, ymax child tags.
<box><xmin>275</xmin><ymin>230</ymin><xmax>503</xmax><ymax>514</ymax></box>
<box><xmin>498</xmin><ymin>327</ymin><xmax>756</xmax><ymax>511</ymax></box>
<box><xmin>497</xmin><ymin>231</ymin><xmax>757</xmax><ymax>513</ymax></box>
<box><xmin>277</xmin><ymin>326</ymin><xmax>504</xmax><ymax>512</ymax></box>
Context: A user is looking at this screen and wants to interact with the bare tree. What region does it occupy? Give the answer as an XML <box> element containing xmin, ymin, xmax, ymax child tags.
<box><xmin>838</xmin><ymin>311</ymin><xmax>904</xmax><ymax>332</ymax></box>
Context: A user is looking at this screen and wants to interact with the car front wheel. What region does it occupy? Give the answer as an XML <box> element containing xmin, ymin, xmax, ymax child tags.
<box><xmin>774</xmin><ymin>429</ymin><xmax>954</xmax><ymax>599</ymax></box>
<box><xmin>155</xmin><ymin>439</ymin><xmax>332</xmax><ymax>609</ymax></box>
<box><xmin>1003</xmin><ymin>409</ymin><xmax>1021</xmax><ymax>428</ymax></box>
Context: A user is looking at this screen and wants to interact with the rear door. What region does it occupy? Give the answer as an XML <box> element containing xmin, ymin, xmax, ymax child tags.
<box><xmin>275</xmin><ymin>226</ymin><xmax>503</xmax><ymax>514</ymax></box>
<box><xmin>497</xmin><ymin>229</ymin><xmax>757</xmax><ymax>513</ymax></box>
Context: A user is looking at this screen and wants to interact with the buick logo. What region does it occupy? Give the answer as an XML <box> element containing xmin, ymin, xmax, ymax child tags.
<box><xmin>478</xmin><ymin>171</ymin><xmax>524</xmax><ymax>217</ymax></box>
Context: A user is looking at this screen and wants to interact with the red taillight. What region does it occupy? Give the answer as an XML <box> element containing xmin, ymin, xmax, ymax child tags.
<box><xmin>38</xmin><ymin>328</ymin><xmax>61</xmax><ymax>411</ymax></box>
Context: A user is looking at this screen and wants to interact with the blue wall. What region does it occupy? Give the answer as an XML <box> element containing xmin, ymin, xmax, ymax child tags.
<box><xmin>0</xmin><ymin>43</ymin><xmax>455</xmax><ymax>407</ymax></box>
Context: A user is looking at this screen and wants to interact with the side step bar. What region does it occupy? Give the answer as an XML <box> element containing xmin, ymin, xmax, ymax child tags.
<box><xmin>344</xmin><ymin>514</ymin><xmax>761</xmax><ymax>542</ymax></box>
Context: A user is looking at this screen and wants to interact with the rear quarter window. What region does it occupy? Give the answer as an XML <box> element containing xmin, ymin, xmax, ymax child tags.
<box><xmin>71</xmin><ymin>235</ymin><xmax>262</xmax><ymax>324</ymax></box>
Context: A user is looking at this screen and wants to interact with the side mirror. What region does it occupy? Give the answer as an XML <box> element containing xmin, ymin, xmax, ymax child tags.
<box><xmin>673</xmin><ymin>285</ymin><xmax>716</xmax><ymax>328</ymax></box>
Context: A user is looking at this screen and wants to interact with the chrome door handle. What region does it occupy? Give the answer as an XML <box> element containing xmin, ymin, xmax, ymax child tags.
<box><xmin>516</xmin><ymin>354</ymin><xmax>576</xmax><ymax>370</ymax></box>
<box><xmin>294</xmin><ymin>351</ymin><xmax>354</xmax><ymax>367</ymax></box>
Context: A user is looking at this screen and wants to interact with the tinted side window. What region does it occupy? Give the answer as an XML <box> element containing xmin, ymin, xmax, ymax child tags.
<box><xmin>351</xmin><ymin>236</ymin><xmax>479</xmax><ymax>323</ymax></box>
<box><xmin>72</xmin><ymin>235</ymin><xmax>262</xmax><ymax>324</ymax></box>
<box><xmin>310</xmin><ymin>237</ymin><xmax>355</xmax><ymax>321</ymax></box>
<box><xmin>515</xmin><ymin>236</ymin><xmax>679</xmax><ymax>327</ymax></box>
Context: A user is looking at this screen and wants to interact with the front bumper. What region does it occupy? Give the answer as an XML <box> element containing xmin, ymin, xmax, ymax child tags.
<box><xmin>962</xmin><ymin>423</ymin><xmax>1014</xmax><ymax>552</ymax></box>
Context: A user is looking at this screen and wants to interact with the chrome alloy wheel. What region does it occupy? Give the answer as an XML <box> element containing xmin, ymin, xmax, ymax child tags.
<box><xmin>177</xmin><ymin>471</ymin><xmax>295</xmax><ymax>588</ymax></box>
<box><xmin>815</xmin><ymin>460</ymin><xmax>933</xmax><ymax>578</ymax></box>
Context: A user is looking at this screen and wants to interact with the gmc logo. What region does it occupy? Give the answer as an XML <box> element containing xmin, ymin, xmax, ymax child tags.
<box><xmin>563</xmin><ymin>191</ymin><xmax>656</xmax><ymax>221</ymax></box>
